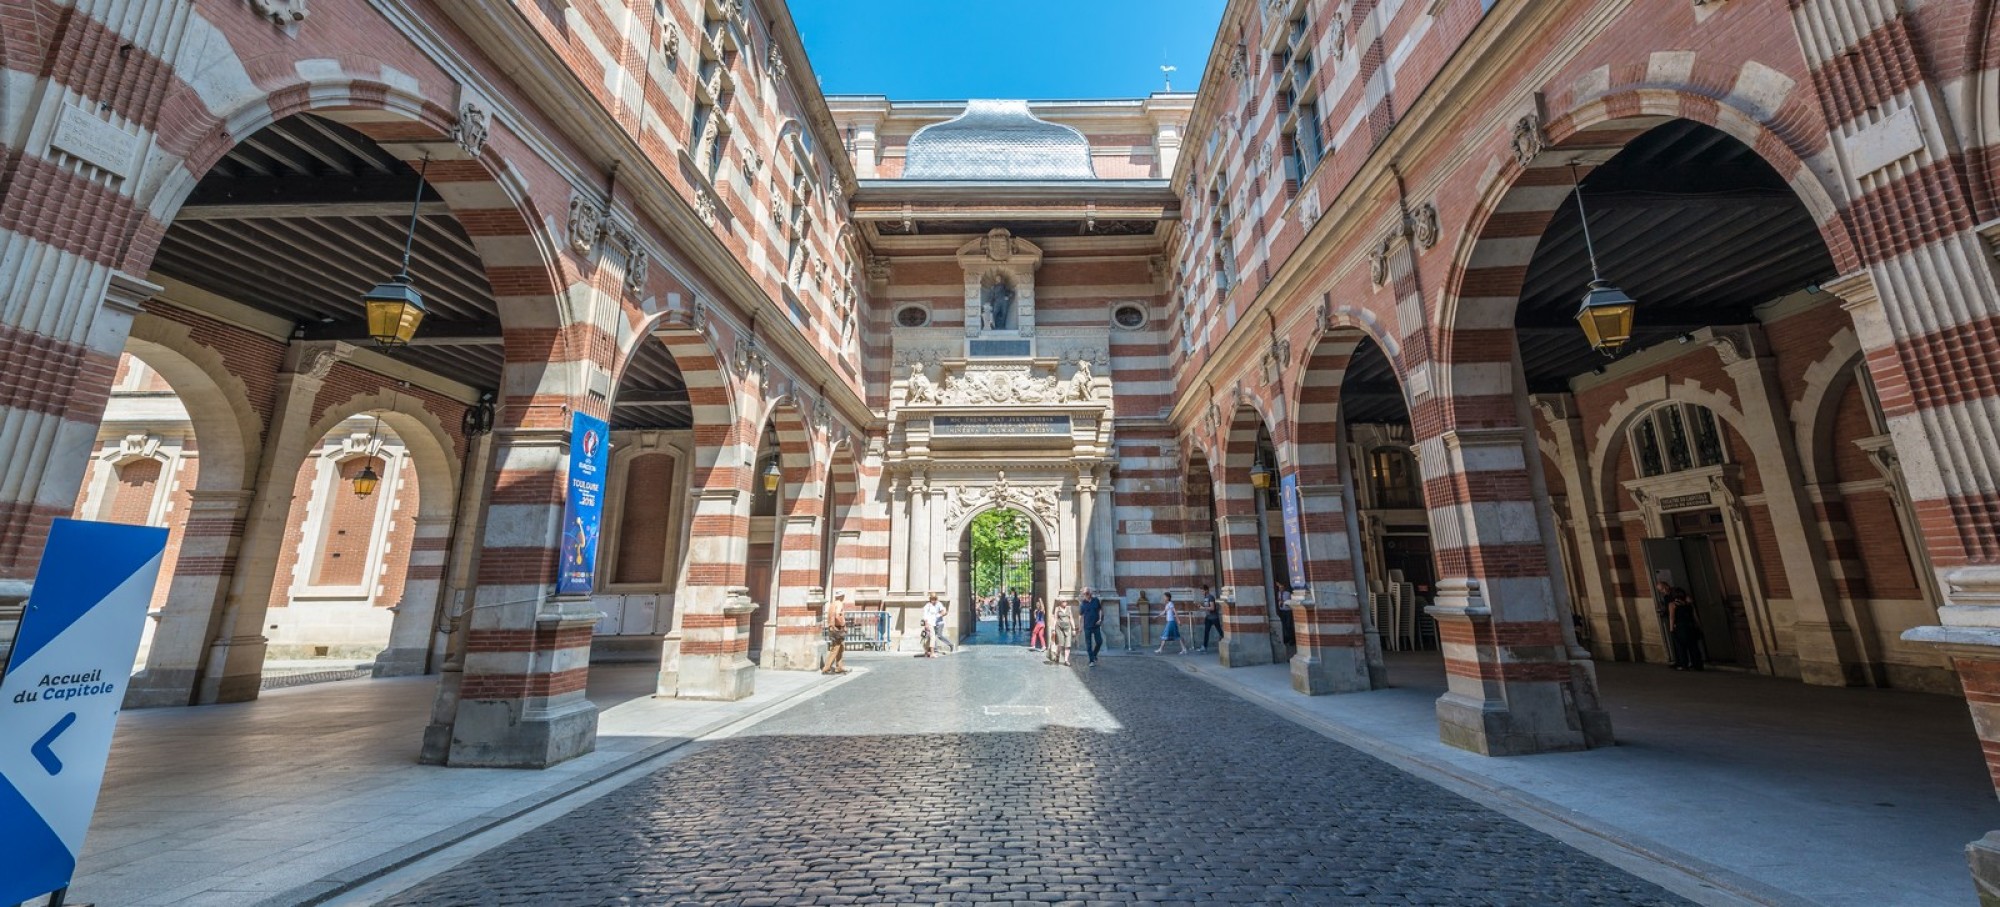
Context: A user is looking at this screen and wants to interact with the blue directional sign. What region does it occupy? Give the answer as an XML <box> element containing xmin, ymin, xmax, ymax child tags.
<box><xmin>0</xmin><ymin>518</ymin><xmax>167</xmax><ymax>905</ymax></box>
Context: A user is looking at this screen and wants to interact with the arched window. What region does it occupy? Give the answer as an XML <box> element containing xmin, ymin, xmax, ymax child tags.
<box><xmin>1367</xmin><ymin>447</ymin><xmax>1421</xmax><ymax>509</ymax></box>
<box><xmin>1629</xmin><ymin>403</ymin><xmax>1727</xmax><ymax>478</ymax></box>
<box><xmin>314</xmin><ymin>456</ymin><xmax>386</xmax><ymax>587</ymax></box>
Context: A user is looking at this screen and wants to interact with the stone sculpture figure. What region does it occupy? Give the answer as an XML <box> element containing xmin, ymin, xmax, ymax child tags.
<box><xmin>983</xmin><ymin>277</ymin><xmax>1015</xmax><ymax>331</ymax></box>
<box><xmin>906</xmin><ymin>363</ymin><xmax>938</xmax><ymax>405</ymax></box>
<box><xmin>1064</xmin><ymin>359</ymin><xmax>1095</xmax><ymax>402</ymax></box>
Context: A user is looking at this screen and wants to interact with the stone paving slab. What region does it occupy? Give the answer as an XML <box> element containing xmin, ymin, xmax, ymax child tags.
<box><xmin>1169</xmin><ymin>649</ymin><xmax>1997</xmax><ymax>907</ymax></box>
<box><xmin>375</xmin><ymin>647</ymin><xmax>1689</xmax><ymax>906</ymax></box>
<box><xmin>65</xmin><ymin>665</ymin><xmax>833</xmax><ymax>907</ymax></box>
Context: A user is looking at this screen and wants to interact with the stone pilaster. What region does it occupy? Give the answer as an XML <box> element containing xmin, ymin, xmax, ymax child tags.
<box><xmin>1215</xmin><ymin>513</ymin><xmax>1273</xmax><ymax>667</ymax></box>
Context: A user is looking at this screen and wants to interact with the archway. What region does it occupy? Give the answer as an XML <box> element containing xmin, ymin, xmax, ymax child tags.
<box><xmin>106</xmin><ymin>106</ymin><xmax>531</xmax><ymax>709</ymax></box>
<box><xmin>958</xmin><ymin>506</ymin><xmax>1048</xmax><ymax>643</ymax></box>
<box><xmin>1334</xmin><ymin>336</ymin><xmax>1443</xmax><ymax>667</ymax></box>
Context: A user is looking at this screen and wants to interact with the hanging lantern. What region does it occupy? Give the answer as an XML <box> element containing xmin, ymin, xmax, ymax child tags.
<box><xmin>762</xmin><ymin>459</ymin><xmax>783</xmax><ymax>492</ymax></box>
<box><xmin>1249</xmin><ymin>460</ymin><xmax>1272</xmax><ymax>490</ymax></box>
<box><xmin>1574</xmin><ymin>280</ymin><xmax>1637</xmax><ymax>356</ymax></box>
<box><xmin>351</xmin><ymin>462</ymin><xmax>381</xmax><ymax>498</ymax></box>
<box><xmin>364</xmin><ymin>277</ymin><xmax>426</xmax><ymax>346</ymax></box>
<box><xmin>1567</xmin><ymin>163</ymin><xmax>1637</xmax><ymax>357</ymax></box>
<box><xmin>364</xmin><ymin>155</ymin><xmax>432</xmax><ymax>346</ymax></box>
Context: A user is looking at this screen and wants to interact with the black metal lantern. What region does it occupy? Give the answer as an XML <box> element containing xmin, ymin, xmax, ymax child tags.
<box><xmin>350</xmin><ymin>461</ymin><xmax>381</xmax><ymax>498</ymax></box>
<box><xmin>762</xmin><ymin>459</ymin><xmax>783</xmax><ymax>492</ymax></box>
<box><xmin>461</xmin><ymin>391</ymin><xmax>496</xmax><ymax>438</ymax></box>
<box><xmin>1569</xmin><ymin>163</ymin><xmax>1636</xmax><ymax>356</ymax></box>
<box><xmin>364</xmin><ymin>277</ymin><xmax>426</xmax><ymax>346</ymax></box>
<box><xmin>366</xmin><ymin>156</ymin><xmax>432</xmax><ymax>346</ymax></box>
<box><xmin>1249</xmin><ymin>460</ymin><xmax>1272</xmax><ymax>490</ymax></box>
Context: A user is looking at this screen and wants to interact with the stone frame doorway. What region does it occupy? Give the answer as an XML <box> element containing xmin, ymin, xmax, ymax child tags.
<box><xmin>956</xmin><ymin>506</ymin><xmax>1048</xmax><ymax>641</ymax></box>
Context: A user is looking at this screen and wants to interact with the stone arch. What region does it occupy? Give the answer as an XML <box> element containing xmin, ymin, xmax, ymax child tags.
<box><xmin>295</xmin><ymin>390</ymin><xmax>460</xmax><ymax>524</ymax></box>
<box><xmin>120</xmin><ymin>319</ymin><xmax>260</xmax><ymax>497</ymax></box>
<box><xmin>1973</xmin><ymin>0</ymin><xmax>2000</xmax><ymax>216</ymax></box>
<box><xmin>1793</xmin><ymin>328</ymin><xmax>1866</xmax><ymax>487</ymax></box>
<box><xmin>1436</xmin><ymin>90</ymin><xmax>1859</xmax><ymax>379</ymax></box>
<box><xmin>1585</xmin><ymin>378</ymin><xmax>1751</xmax><ymax>507</ymax></box>
<box><xmin>953</xmin><ymin>500</ymin><xmax>1058</xmax><ymax>549</ymax></box>
<box><xmin>135</xmin><ymin>73</ymin><xmax>573</xmax><ymax>405</ymax></box>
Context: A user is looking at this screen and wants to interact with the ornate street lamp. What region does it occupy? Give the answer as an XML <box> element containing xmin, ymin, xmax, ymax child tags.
<box><xmin>350</xmin><ymin>461</ymin><xmax>381</xmax><ymax>498</ymax></box>
<box><xmin>364</xmin><ymin>156</ymin><xmax>432</xmax><ymax>346</ymax></box>
<box><xmin>1569</xmin><ymin>163</ymin><xmax>1636</xmax><ymax>356</ymax></box>
<box><xmin>762</xmin><ymin>459</ymin><xmax>783</xmax><ymax>492</ymax></box>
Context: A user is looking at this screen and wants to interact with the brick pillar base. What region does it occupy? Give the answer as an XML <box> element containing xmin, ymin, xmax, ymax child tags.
<box><xmin>1289</xmin><ymin>589</ymin><xmax>1374</xmax><ymax>694</ymax></box>
<box><xmin>1431</xmin><ymin>580</ymin><xmax>1613</xmax><ymax>756</ymax></box>
<box><xmin>1216</xmin><ymin>588</ymin><xmax>1274</xmax><ymax>668</ymax></box>
<box><xmin>768</xmin><ymin>586</ymin><xmax>827</xmax><ymax>671</ymax></box>
<box><xmin>665</xmin><ymin>587</ymin><xmax>757</xmax><ymax>700</ymax></box>
<box><xmin>1908</xmin><ymin>625</ymin><xmax>2000</xmax><ymax>904</ymax></box>
<box><xmin>449</xmin><ymin>604</ymin><xmax>600</xmax><ymax>768</ymax></box>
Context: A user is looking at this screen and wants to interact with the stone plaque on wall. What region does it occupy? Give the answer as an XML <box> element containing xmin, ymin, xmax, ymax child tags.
<box><xmin>932</xmin><ymin>414</ymin><xmax>1071</xmax><ymax>436</ymax></box>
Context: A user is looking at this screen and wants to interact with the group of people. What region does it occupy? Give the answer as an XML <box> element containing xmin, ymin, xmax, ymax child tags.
<box><xmin>972</xmin><ymin>586</ymin><xmax>1110</xmax><ymax>666</ymax></box>
<box><xmin>1147</xmin><ymin>585</ymin><xmax>1227</xmax><ymax>655</ymax></box>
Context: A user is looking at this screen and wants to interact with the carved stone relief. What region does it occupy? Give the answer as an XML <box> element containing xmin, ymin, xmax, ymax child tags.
<box><xmin>945</xmin><ymin>471</ymin><xmax>1059</xmax><ymax>531</ymax></box>
<box><xmin>568</xmin><ymin>196</ymin><xmax>602</xmax><ymax>255</ymax></box>
<box><xmin>250</xmin><ymin>0</ymin><xmax>308</xmax><ymax>23</ymax></box>
<box><xmin>1511</xmin><ymin>113</ymin><xmax>1546</xmax><ymax>167</ymax></box>
<box><xmin>454</xmin><ymin>101</ymin><xmax>490</xmax><ymax>158</ymax></box>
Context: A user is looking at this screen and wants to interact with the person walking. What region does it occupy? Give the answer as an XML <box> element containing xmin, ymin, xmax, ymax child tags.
<box><xmin>1154</xmin><ymin>592</ymin><xmax>1188</xmax><ymax>655</ymax></box>
<box><xmin>1669</xmin><ymin>588</ymin><xmax>1705</xmax><ymax>671</ymax></box>
<box><xmin>1654</xmin><ymin>578</ymin><xmax>1682</xmax><ymax>668</ymax></box>
<box><xmin>1079</xmin><ymin>586</ymin><xmax>1104</xmax><ymax>667</ymax></box>
<box><xmin>1198</xmin><ymin>583</ymin><xmax>1223</xmax><ymax>653</ymax></box>
<box><xmin>920</xmin><ymin>593</ymin><xmax>943</xmax><ymax>658</ymax></box>
<box><xmin>1050</xmin><ymin>596</ymin><xmax>1076</xmax><ymax>667</ymax></box>
<box><xmin>1029</xmin><ymin>597</ymin><xmax>1047</xmax><ymax>651</ymax></box>
<box><xmin>822</xmin><ymin>591</ymin><xmax>850</xmax><ymax>674</ymax></box>
<box><xmin>932</xmin><ymin>593</ymin><xmax>955</xmax><ymax>654</ymax></box>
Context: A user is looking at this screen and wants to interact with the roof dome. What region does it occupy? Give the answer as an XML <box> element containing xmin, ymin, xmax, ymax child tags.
<box><xmin>902</xmin><ymin>100</ymin><xmax>1097</xmax><ymax>181</ymax></box>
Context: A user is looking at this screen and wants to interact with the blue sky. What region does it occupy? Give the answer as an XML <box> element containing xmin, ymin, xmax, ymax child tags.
<box><xmin>789</xmin><ymin>0</ymin><xmax>1228</xmax><ymax>100</ymax></box>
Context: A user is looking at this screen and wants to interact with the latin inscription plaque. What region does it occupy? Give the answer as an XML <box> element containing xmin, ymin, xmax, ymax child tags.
<box><xmin>932</xmin><ymin>414</ymin><xmax>1071</xmax><ymax>436</ymax></box>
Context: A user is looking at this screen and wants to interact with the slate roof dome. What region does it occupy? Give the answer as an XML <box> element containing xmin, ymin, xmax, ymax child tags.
<box><xmin>902</xmin><ymin>100</ymin><xmax>1097</xmax><ymax>180</ymax></box>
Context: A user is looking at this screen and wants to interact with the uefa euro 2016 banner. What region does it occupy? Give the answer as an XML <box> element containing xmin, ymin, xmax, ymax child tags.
<box><xmin>0</xmin><ymin>518</ymin><xmax>167</xmax><ymax>906</ymax></box>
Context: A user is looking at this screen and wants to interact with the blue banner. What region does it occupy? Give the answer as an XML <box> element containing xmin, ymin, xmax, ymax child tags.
<box><xmin>0</xmin><ymin>518</ymin><xmax>167</xmax><ymax>905</ymax></box>
<box><xmin>1280</xmin><ymin>472</ymin><xmax>1308</xmax><ymax>592</ymax></box>
<box><xmin>556</xmin><ymin>411</ymin><xmax>610</xmax><ymax>596</ymax></box>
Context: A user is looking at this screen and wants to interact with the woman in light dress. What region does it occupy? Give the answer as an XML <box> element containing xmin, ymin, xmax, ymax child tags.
<box><xmin>1049</xmin><ymin>597</ymin><xmax>1076</xmax><ymax>667</ymax></box>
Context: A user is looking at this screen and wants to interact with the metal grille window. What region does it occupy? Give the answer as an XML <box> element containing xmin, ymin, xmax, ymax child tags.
<box><xmin>1630</xmin><ymin>403</ymin><xmax>1727</xmax><ymax>478</ymax></box>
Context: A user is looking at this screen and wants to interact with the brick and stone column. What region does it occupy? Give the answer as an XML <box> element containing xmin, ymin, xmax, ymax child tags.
<box><xmin>125</xmin><ymin>488</ymin><xmax>249</xmax><ymax>706</ymax></box>
<box><xmin>768</xmin><ymin>486</ymin><xmax>827</xmax><ymax>670</ymax></box>
<box><xmin>1288</xmin><ymin>477</ymin><xmax>1376</xmax><ymax>694</ymax></box>
<box><xmin>375</xmin><ymin>514</ymin><xmax>455</xmax><ymax>677</ymax></box>
<box><xmin>661</xmin><ymin>474</ymin><xmax>758</xmax><ymax>699</ymax></box>
<box><xmin>1785</xmin><ymin>1</ymin><xmax>2000</xmax><ymax>891</ymax></box>
<box><xmin>186</xmin><ymin>342</ymin><xmax>347</xmax><ymax>704</ymax></box>
<box><xmin>1422</xmin><ymin>425</ymin><xmax>1612</xmax><ymax>755</ymax></box>
<box><xmin>442</xmin><ymin>418</ymin><xmax>600</xmax><ymax>767</ymax></box>
<box><xmin>1214</xmin><ymin>507</ymin><xmax>1274</xmax><ymax>667</ymax></box>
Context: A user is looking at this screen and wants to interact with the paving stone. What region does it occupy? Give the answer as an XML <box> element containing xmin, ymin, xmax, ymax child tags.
<box><xmin>380</xmin><ymin>649</ymin><xmax>1690</xmax><ymax>905</ymax></box>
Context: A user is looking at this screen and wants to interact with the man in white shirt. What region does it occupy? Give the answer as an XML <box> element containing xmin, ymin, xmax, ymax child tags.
<box><xmin>921</xmin><ymin>593</ymin><xmax>946</xmax><ymax>658</ymax></box>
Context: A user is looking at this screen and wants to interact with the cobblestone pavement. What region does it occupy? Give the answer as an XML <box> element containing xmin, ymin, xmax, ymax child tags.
<box><xmin>379</xmin><ymin>647</ymin><xmax>1689</xmax><ymax>906</ymax></box>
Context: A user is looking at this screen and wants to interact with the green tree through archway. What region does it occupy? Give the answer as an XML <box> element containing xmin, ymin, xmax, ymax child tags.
<box><xmin>969</xmin><ymin>509</ymin><xmax>1032</xmax><ymax>597</ymax></box>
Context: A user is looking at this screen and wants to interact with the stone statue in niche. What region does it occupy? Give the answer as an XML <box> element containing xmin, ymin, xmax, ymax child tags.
<box><xmin>981</xmin><ymin>274</ymin><xmax>1016</xmax><ymax>331</ymax></box>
